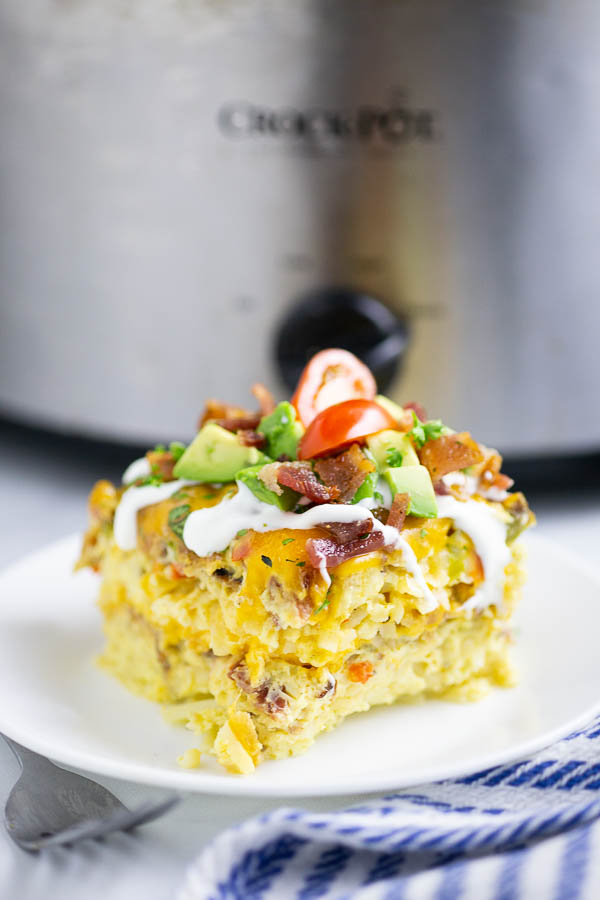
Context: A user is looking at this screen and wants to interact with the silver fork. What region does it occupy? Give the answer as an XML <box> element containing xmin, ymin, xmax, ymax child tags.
<box><xmin>3</xmin><ymin>736</ymin><xmax>180</xmax><ymax>851</ymax></box>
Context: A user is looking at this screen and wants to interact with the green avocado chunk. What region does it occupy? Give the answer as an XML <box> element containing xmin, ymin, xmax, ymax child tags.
<box><xmin>375</xmin><ymin>394</ymin><xmax>407</xmax><ymax>424</ymax></box>
<box><xmin>383</xmin><ymin>464</ymin><xmax>438</xmax><ymax>518</ymax></box>
<box><xmin>351</xmin><ymin>448</ymin><xmax>379</xmax><ymax>504</ymax></box>
<box><xmin>257</xmin><ymin>401</ymin><xmax>304</xmax><ymax>460</ymax></box>
<box><xmin>173</xmin><ymin>423</ymin><xmax>269</xmax><ymax>483</ymax></box>
<box><xmin>367</xmin><ymin>430</ymin><xmax>419</xmax><ymax>469</ymax></box>
<box><xmin>236</xmin><ymin>465</ymin><xmax>299</xmax><ymax>510</ymax></box>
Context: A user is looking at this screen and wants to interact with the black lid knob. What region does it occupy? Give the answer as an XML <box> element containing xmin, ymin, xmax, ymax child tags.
<box><xmin>275</xmin><ymin>288</ymin><xmax>409</xmax><ymax>393</ymax></box>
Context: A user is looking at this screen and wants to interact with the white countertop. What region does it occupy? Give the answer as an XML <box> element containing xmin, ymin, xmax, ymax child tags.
<box><xmin>1</xmin><ymin>420</ymin><xmax>599</xmax><ymax>899</ymax></box>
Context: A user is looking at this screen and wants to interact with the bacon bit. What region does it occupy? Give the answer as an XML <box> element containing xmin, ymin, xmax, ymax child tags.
<box><xmin>251</xmin><ymin>382</ymin><xmax>276</xmax><ymax>416</ymax></box>
<box><xmin>347</xmin><ymin>660</ymin><xmax>374</xmax><ymax>684</ymax></box>
<box><xmin>146</xmin><ymin>450</ymin><xmax>176</xmax><ymax>481</ymax></box>
<box><xmin>228</xmin><ymin>661</ymin><xmax>288</xmax><ymax>716</ymax></box>
<box><xmin>231</xmin><ymin>532</ymin><xmax>253</xmax><ymax>561</ymax></box>
<box><xmin>277</xmin><ymin>462</ymin><xmax>339</xmax><ymax>503</ymax></box>
<box><xmin>316</xmin><ymin>673</ymin><xmax>337</xmax><ymax>700</ymax></box>
<box><xmin>237</xmin><ymin>429</ymin><xmax>267</xmax><ymax>449</ymax></box>
<box><xmin>306</xmin><ymin>531</ymin><xmax>385</xmax><ymax>569</ymax></box>
<box><xmin>434</xmin><ymin>480</ymin><xmax>450</xmax><ymax>495</ymax></box>
<box><xmin>322</xmin><ymin>519</ymin><xmax>373</xmax><ymax>544</ymax></box>
<box><xmin>216</xmin><ymin>414</ymin><xmax>262</xmax><ymax>432</ymax></box>
<box><xmin>387</xmin><ymin>492</ymin><xmax>409</xmax><ymax>530</ymax></box>
<box><xmin>419</xmin><ymin>432</ymin><xmax>484</xmax><ymax>480</ymax></box>
<box><xmin>488</xmin><ymin>472</ymin><xmax>514</xmax><ymax>491</ymax></box>
<box><xmin>313</xmin><ymin>443</ymin><xmax>376</xmax><ymax>503</ymax></box>
<box><xmin>404</xmin><ymin>400</ymin><xmax>428</xmax><ymax>421</ymax></box>
<box><xmin>199</xmin><ymin>399</ymin><xmax>259</xmax><ymax>430</ymax></box>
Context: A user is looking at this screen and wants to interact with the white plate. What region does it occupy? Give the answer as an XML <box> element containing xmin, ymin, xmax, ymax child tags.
<box><xmin>0</xmin><ymin>533</ymin><xmax>599</xmax><ymax>797</ymax></box>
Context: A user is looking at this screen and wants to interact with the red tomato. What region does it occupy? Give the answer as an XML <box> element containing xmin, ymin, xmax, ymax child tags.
<box><xmin>298</xmin><ymin>399</ymin><xmax>398</xmax><ymax>460</ymax></box>
<box><xmin>292</xmin><ymin>349</ymin><xmax>376</xmax><ymax>427</ymax></box>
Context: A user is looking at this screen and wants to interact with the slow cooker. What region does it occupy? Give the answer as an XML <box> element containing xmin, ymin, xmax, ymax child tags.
<box><xmin>1</xmin><ymin>0</ymin><xmax>599</xmax><ymax>456</ymax></box>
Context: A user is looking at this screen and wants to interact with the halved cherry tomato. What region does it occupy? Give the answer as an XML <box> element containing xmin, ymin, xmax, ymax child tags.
<box><xmin>292</xmin><ymin>349</ymin><xmax>376</xmax><ymax>427</ymax></box>
<box><xmin>298</xmin><ymin>399</ymin><xmax>398</xmax><ymax>460</ymax></box>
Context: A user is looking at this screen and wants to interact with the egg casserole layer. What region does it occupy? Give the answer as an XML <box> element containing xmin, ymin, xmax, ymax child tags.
<box><xmin>79</xmin><ymin>482</ymin><xmax>525</xmax><ymax>775</ymax></box>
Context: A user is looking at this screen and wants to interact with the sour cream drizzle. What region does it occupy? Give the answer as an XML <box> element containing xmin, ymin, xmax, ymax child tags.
<box><xmin>114</xmin><ymin>479</ymin><xmax>196</xmax><ymax>550</ymax></box>
<box><xmin>436</xmin><ymin>495</ymin><xmax>511</xmax><ymax>612</ymax></box>
<box><xmin>121</xmin><ymin>456</ymin><xmax>151</xmax><ymax>484</ymax></box>
<box><xmin>113</xmin><ymin>466</ymin><xmax>510</xmax><ymax>614</ymax></box>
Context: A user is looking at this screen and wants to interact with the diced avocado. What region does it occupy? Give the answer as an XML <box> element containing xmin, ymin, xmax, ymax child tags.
<box><xmin>257</xmin><ymin>401</ymin><xmax>303</xmax><ymax>460</ymax></box>
<box><xmin>383</xmin><ymin>465</ymin><xmax>438</xmax><ymax>518</ymax></box>
<box><xmin>173</xmin><ymin>424</ymin><xmax>269</xmax><ymax>483</ymax></box>
<box><xmin>351</xmin><ymin>448</ymin><xmax>379</xmax><ymax>503</ymax></box>
<box><xmin>375</xmin><ymin>394</ymin><xmax>407</xmax><ymax>424</ymax></box>
<box><xmin>367</xmin><ymin>430</ymin><xmax>419</xmax><ymax>469</ymax></box>
<box><xmin>236</xmin><ymin>465</ymin><xmax>299</xmax><ymax>510</ymax></box>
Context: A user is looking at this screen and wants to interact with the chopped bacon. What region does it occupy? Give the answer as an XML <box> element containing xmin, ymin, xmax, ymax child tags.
<box><xmin>199</xmin><ymin>399</ymin><xmax>260</xmax><ymax>430</ymax></box>
<box><xmin>146</xmin><ymin>450</ymin><xmax>176</xmax><ymax>481</ymax></box>
<box><xmin>387</xmin><ymin>492</ymin><xmax>409</xmax><ymax>530</ymax></box>
<box><xmin>277</xmin><ymin>462</ymin><xmax>339</xmax><ymax>503</ymax></box>
<box><xmin>313</xmin><ymin>443</ymin><xmax>375</xmax><ymax>503</ymax></box>
<box><xmin>434</xmin><ymin>480</ymin><xmax>450</xmax><ymax>495</ymax></box>
<box><xmin>404</xmin><ymin>400</ymin><xmax>428</xmax><ymax>421</ymax></box>
<box><xmin>306</xmin><ymin>531</ymin><xmax>385</xmax><ymax>569</ymax></box>
<box><xmin>237</xmin><ymin>429</ymin><xmax>267</xmax><ymax>449</ymax></box>
<box><xmin>488</xmin><ymin>472</ymin><xmax>514</xmax><ymax>491</ymax></box>
<box><xmin>251</xmin><ymin>382</ymin><xmax>276</xmax><ymax>416</ymax></box>
<box><xmin>228</xmin><ymin>661</ymin><xmax>288</xmax><ymax>716</ymax></box>
<box><xmin>322</xmin><ymin>519</ymin><xmax>373</xmax><ymax>544</ymax></box>
<box><xmin>216</xmin><ymin>414</ymin><xmax>262</xmax><ymax>432</ymax></box>
<box><xmin>419</xmin><ymin>432</ymin><xmax>484</xmax><ymax>480</ymax></box>
<box><xmin>347</xmin><ymin>660</ymin><xmax>374</xmax><ymax>684</ymax></box>
<box><xmin>231</xmin><ymin>532</ymin><xmax>253</xmax><ymax>561</ymax></box>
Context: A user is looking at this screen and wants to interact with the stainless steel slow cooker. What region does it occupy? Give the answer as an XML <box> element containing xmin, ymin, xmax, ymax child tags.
<box><xmin>1</xmin><ymin>0</ymin><xmax>599</xmax><ymax>456</ymax></box>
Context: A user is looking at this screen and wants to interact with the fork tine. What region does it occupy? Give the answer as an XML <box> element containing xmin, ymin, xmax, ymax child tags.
<box><xmin>14</xmin><ymin>794</ymin><xmax>180</xmax><ymax>852</ymax></box>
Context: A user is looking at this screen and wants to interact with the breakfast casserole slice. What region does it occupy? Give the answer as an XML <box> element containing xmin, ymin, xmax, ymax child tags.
<box><xmin>77</xmin><ymin>349</ymin><xmax>534</xmax><ymax>775</ymax></box>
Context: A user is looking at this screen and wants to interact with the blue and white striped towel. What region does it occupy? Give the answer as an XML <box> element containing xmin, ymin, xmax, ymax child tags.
<box><xmin>180</xmin><ymin>715</ymin><xmax>600</xmax><ymax>900</ymax></box>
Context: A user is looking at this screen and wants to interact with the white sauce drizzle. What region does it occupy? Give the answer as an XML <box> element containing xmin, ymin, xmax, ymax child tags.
<box><xmin>112</xmin><ymin>467</ymin><xmax>510</xmax><ymax>615</ymax></box>
<box><xmin>114</xmin><ymin>479</ymin><xmax>196</xmax><ymax>550</ymax></box>
<box><xmin>182</xmin><ymin>482</ymin><xmax>436</xmax><ymax>607</ymax></box>
<box><xmin>436</xmin><ymin>495</ymin><xmax>510</xmax><ymax>612</ymax></box>
<box><xmin>121</xmin><ymin>457</ymin><xmax>151</xmax><ymax>484</ymax></box>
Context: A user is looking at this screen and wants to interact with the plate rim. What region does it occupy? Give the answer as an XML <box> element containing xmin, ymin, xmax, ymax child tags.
<box><xmin>0</xmin><ymin>532</ymin><xmax>599</xmax><ymax>798</ymax></box>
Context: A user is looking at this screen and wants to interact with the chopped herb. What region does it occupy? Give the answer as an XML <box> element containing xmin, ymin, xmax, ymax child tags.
<box><xmin>296</xmin><ymin>561</ymin><xmax>306</xmax><ymax>567</ymax></box>
<box><xmin>236</xmin><ymin>529</ymin><xmax>248</xmax><ymax>538</ymax></box>
<box><xmin>373</xmin><ymin>491</ymin><xmax>385</xmax><ymax>504</ymax></box>
<box><xmin>315</xmin><ymin>599</ymin><xmax>330</xmax><ymax>614</ymax></box>
<box><xmin>358</xmin><ymin>533</ymin><xmax>370</xmax><ymax>540</ymax></box>
<box><xmin>171</xmin><ymin>489</ymin><xmax>190</xmax><ymax>501</ymax></box>
<box><xmin>169</xmin><ymin>441</ymin><xmax>186</xmax><ymax>461</ymax></box>
<box><xmin>140</xmin><ymin>473</ymin><xmax>163</xmax><ymax>487</ymax></box>
<box><xmin>261</xmin><ymin>555</ymin><xmax>273</xmax><ymax>567</ymax></box>
<box><xmin>385</xmin><ymin>447</ymin><xmax>404</xmax><ymax>468</ymax></box>
<box><xmin>151</xmin><ymin>463</ymin><xmax>161</xmax><ymax>474</ymax></box>
<box><xmin>168</xmin><ymin>504</ymin><xmax>191</xmax><ymax>540</ymax></box>
<box><xmin>203</xmin><ymin>493</ymin><xmax>217</xmax><ymax>500</ymax></box>
<box><xmin>153</xmin><ymin>443</ymin><xmax>166</xmax><ymax>453</ymax></box>
<box><xmin>420</xmin><ymin>528</ymin><xmax>427</xmax><ymax>539</ymax></box>
<box><xmin>409</xmin><ymin>413</ymin><xmax>446</xmax><ymax>449</ymax></box>
<box><xmin>282</xmin><ymin>537</ymin><xmax>295</xmax><ymax>546</ymax></box>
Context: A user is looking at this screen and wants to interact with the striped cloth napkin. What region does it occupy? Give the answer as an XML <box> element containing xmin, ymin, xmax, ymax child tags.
<box><xmin>180</xmin><ymin>714</ymin><xmax>600</xmax><ymax>900</ymax></box>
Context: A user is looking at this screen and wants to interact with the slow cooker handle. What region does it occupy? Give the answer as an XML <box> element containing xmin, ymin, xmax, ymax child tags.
<box><xmin>274</xmin><ymin>288</ymin><xmax>409</xmax><ymax>393</ymax></box>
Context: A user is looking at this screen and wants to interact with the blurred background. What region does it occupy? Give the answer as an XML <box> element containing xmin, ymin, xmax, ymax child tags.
<box><xmin>1</xmin><ymin>0</ymin><xmax>599</xmax><ymax>561</ymax></box>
